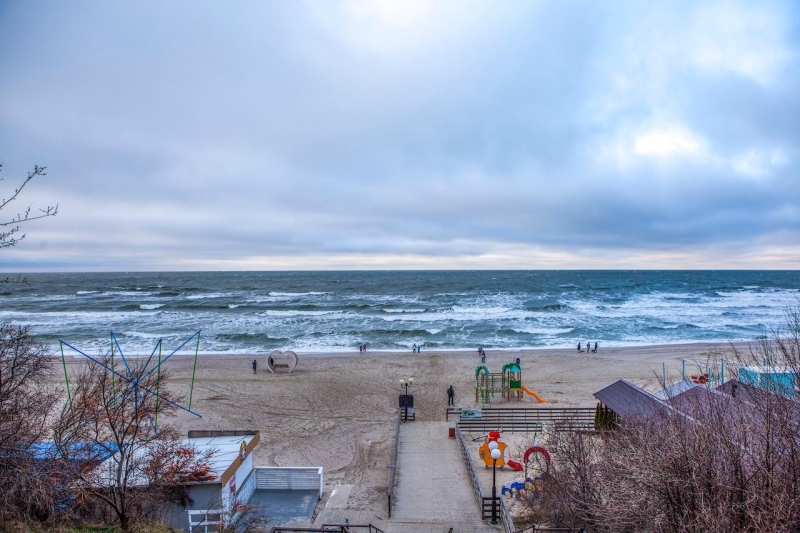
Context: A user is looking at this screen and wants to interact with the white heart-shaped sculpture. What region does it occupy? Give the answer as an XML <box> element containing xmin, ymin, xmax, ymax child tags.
<box><xmin>266</xmin><ymin>349</ymin><xmax>298</xmax><ymax>373</ymax></box>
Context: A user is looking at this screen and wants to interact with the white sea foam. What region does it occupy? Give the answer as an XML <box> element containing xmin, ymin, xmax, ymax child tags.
<box><xmin>511</xmin><ymin>326</ymin><xmax>574</xmax><ymax>336</ymax></box>
<box><xmin>269</xmin><ymin>291</ymin><xmax>330</xmax><ymax>297</ymax></box>
<box><xmin>262</xmin><ymin>309</ymin><xmax>350</xmax><ymax>317</ymax></box>
<box><xmin>185</xmin><ymin>292</ymin><xmax>236</xmax><ymax>300</ymax></box>
<box><xmin>107</xmin><ymin>290</ymin><xmax>156</xmax><ymax>296</ymax></box>
<box><xmin>139</xmin><ymin>304</ymin><xmax>163</xmax><ymax>310</ymax></box>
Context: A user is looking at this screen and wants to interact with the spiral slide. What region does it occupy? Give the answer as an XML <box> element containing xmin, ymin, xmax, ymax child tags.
<box><xmin>521</xmin><ymin>385</ymin><xmax>548</xmax><ymax>403</ymax></box>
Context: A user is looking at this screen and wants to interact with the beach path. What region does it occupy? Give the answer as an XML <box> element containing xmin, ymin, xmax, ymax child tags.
<box><xmin>388</xmin><ymin>420</ymin><xmax>500</xmax><ymax>533</ymax></box>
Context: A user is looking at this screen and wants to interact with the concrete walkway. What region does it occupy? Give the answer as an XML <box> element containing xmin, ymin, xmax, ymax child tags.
<box><xmin>387</xmin><ymin>421</ymin><xmax>501</xmax><ymax>533</ymax></box>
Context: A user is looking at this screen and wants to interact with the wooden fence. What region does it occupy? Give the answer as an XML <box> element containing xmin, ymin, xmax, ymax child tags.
<box><xmin>447</xmin><ymin>407</ymin><xmax>595</xmax><ymax>433</ymax></box>
<box><xmin>269</xmin><ymin>525</ymin><xmax>384</xmax><ymax>533</ymax></box>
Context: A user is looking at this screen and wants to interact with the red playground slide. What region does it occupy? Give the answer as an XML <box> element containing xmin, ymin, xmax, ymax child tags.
<box><xmin>507</xmin><ymin>460</ymin><xmax>524</xmax><ymax>471</ymax></box>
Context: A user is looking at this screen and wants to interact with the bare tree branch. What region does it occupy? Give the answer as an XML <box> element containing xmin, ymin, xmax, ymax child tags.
<box><xmin>0</xmin><ymin>163</ymin><xmax>58</xmax><ymax>249</ymax></box>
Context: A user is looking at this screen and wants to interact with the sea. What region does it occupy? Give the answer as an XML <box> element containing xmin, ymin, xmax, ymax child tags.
<box><xmin>1</xmin><ymin>271</ymin><xmax>798</xmax><ymax>356</ymax></box>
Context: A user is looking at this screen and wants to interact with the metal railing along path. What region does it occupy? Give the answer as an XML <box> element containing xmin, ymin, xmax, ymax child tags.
<box><xmin>387</xmin><ymin>408</ymin><xmax>402</xmax><ymax>517</ymax></box>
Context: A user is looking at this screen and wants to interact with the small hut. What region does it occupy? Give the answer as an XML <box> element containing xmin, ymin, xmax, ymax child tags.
<box><xmin>738</xmin><ymin>366</ymin><xmax>798</xmax><ymax>397</ymax></box>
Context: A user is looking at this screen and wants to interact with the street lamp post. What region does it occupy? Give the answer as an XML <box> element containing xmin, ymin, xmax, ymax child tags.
<box><xmin>399</xmin><ymin>378</ymin><xmax>414</xmax><ymax>421</ymax></box>
<box><xmin>489</xmin><ymin>441</ymin><xmax>501</xmax><ymax>525</ymax></box>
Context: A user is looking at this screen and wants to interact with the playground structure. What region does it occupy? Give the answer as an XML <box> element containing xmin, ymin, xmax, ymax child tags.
<box><xmin>475</xmin><ymin>361</ymin><xmax>548</xmax><ymax>406</ymax></box>
<box><xmin>476</xmin><ymin>430</ymin><xmax>552</xmax><ymax>500</ymax></box>
<box><xmin>58</xmin><ymin>330</ymin><xmax>204</xmax><ymax>432</ymax></box>
<box><xmin>267</xmin><ymin>349</ymin><xmax>299</xmax><ymax>373</ymax></box>
<box><xmin>504</xmin><ymin>436</ymin><xmax>552</xmax><ymax>500</ymax></box>
<box><xmin>477</xmin><ymin>430</ymin><xmax>508</xmax><ymax>468</ymax></box>
<box><xmin>680</xmin><ymin>359</ymin><xmax>726</xmax><ymax>387</ymax></box>
<box><xmin>506</xmin><ymin>444</ymin><xmax>551</xmax><ymax>475</ymax></box>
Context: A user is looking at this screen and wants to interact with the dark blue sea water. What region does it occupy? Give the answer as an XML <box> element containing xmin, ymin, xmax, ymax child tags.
<box><xmin>1</xmin><ymin>271</ymin><xmax>798</xmax><ymax>355</ymax></box>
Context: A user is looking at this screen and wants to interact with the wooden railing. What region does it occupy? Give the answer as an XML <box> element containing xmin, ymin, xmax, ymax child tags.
<box><xmin>387</xmin><ymin>408</ymin><xmax>402</xmax><ymax>517</ymax></box>
<box><xmin>269</xmin><ymin>525</ymin><xmax>384</xmax><ymax>533</ymax></box>
<box><xmin>447</xmin><ymin>407</ymin><xmax>595</xmax><ymax>433</ymax></box>
<box><xmin>513</xmin><ymin>526</ymin><xmax>586</xmax><ymax>533</ymax></box>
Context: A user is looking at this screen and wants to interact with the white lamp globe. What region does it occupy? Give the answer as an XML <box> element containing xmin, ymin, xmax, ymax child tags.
<box><xmin>488</xmin><ymin>441</ymin><xmax>498</xmax><ymax>451</ymax></box>
<box><xmin>491</xmin><ymin>448</ymin><xmax>502</xmax><ymax>460</ymax></box>
<box><xmin>399</xmin><ymin>379</ymin><xmax>405</xmax><ymax>386</ymax></box>
<box><xmin>408</xmin><ymin>378</ymin><xmax>415</xmax><ymax>385</ymax></box>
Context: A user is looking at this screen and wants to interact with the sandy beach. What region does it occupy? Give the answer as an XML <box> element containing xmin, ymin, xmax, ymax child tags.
<box><xmin>55</xmin><ymin>342</ymin><xmax>745</xmax><ymax>523</ymax></box>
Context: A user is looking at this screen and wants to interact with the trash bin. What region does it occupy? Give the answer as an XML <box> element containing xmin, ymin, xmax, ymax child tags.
<box><xmin>449</xmin><ymin>427</ymin><xmax>456</xmax><ymax>438</ymax></box>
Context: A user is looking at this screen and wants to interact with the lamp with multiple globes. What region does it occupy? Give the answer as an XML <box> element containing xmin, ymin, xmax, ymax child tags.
<box><xmin>399</xmin><ymin>378</ymin><xmax>414</xmax><ymax>421</ymax></box>
<box><xmin>489</xmin><ymin>440</ymin><xmax>502</xmax><ymax>524</ymax></box>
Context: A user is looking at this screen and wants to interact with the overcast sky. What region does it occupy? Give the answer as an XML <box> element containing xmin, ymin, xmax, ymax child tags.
<box><xmin>1</xmin><ymin>1</ymin><xmax>798</xmax><ymax>271</ymax></box>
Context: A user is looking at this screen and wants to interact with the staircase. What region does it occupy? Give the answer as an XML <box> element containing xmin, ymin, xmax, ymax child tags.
<box><xmin>387</xmin><ymin>421</ymin><xmax>500</xmax><ymax>533</ymax></box>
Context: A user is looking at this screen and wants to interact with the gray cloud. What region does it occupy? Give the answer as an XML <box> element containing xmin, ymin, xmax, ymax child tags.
<box><xmin>1</xmin><ymin>0</ymin><xmax>798</xmax><ymax>270</ymax></box>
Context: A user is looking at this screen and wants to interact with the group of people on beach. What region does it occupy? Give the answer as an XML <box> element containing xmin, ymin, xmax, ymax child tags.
<box><xmin>578</xmin><ymin>341</ymin><xmax>598</xmax><ymax>353</ymax></box>
<box><xmin>359</xmin><ymin>343</ymin><xmax>368</xmax><ymax>354</ymax></box>
<box><xmin>412</xmin><ymin>343</ymin><xmax>422</xmax><ymax>353</ymax></box>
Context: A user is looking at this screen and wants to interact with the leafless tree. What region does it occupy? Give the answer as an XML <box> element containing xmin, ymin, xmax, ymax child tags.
<box><xmin>530</xmin><ymin>307</ymin><xmax>800</xmax><ymax>532</ymax></box>
<box><xmin>0</xmin><ymin>325</ymin><xmax>61</xmax><ymax>524</ymax></box>
<box><xmin>53</xmin><ymin>357</ymin><xmax>215</xmax><ymax>531</ymax></box>
<box><xmin>1</xmin><ymin>163</ymin><xmax>58</xmax><ymax>249</ymax></box>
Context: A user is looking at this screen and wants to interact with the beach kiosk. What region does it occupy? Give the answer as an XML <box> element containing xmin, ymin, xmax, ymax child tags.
<box><xmin>738</xmin><ymin>366</ymin><xmax>798</xmax><ymax>397</ymax></box>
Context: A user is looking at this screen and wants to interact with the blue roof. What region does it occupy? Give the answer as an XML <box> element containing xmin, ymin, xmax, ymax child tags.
<box><xmin>29</xmin><ymin>442</ymin><xmax>119</xmax><ymax>463</ymax></box>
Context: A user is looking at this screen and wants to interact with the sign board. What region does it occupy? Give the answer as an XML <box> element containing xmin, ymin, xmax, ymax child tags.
<box><xmin>460</xmin><ymin>408</ymin><xmax>482</xmax><ymax>420</ymax></box>
<box><xmin>398</xmin><ymin>394</ymin><xmax>414</xmax><ymax>408</ymax></box>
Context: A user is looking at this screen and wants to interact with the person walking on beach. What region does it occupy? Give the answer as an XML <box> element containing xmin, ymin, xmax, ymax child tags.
<box><xmin>586</xmin><ymin>341</ymin><xmax>590</xmax><ymax>355</ymax></box>
<box><xmin>447</xmin><ymin>385</ymin><xmax>455</xmax><ymax>406</ymax></box>
<box><xmin>252</xmin><ymin>359</ymin><xmax>257</xmax><ymax>374</ymax></box>
<box><xmin>577</xmin><ymin>342</ymin><xmax>582</xmax><ymax>353</ymax></box>
<box><xmin>412</xmin><ymin>343</ymin><xmax>417</xmax><ymax>353</ymax></box>
<box><xmin>593</xmin><ymin>341</ymin><xmax>598</xmax><ymax>353</ymax></box>
<box><xmin>417</xmin><ymin>344</ymin><xmax>421</xmax><ymax>353</ymax></box>
<box><xmin>481</xmin><ymin>347</ymin><xmax>486</xmax><ymax>363</ymax></box>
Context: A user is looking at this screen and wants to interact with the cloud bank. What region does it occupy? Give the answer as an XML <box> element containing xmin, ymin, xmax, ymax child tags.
<box><xmin>1</xmin><ymin>0</ymin><xmax>798</xmax><ymax>270</ymax></box>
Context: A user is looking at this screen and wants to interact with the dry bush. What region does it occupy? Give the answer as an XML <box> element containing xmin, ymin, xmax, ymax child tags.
<box><xmin>0</xmin><ymin>325</ymin><xmax>62</xmax><ymax>525</ymax></box>
<box><xmin>533</xmin><ymin>308</ymin><xmax>800</xmax><ymax>532</ymax></box>
<box><xmin>52</xmin><ymin>357</ymin><xmax>215</xmax><ymax>531</ymax></box>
